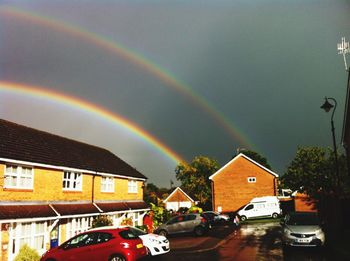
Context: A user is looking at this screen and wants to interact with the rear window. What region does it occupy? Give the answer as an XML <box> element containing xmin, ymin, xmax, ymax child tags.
<box><xmin>119</xmin><ymin>228</ymin><xmax>144</xmax><ymax>239</ymax></box>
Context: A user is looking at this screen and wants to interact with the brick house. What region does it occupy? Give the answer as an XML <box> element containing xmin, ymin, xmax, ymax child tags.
<box><xmin>0</xmin><ymin>119</ymin><xmax>149</xmax><ymax>261</ymax></box>
<box><xmin>209</xmin><ymin>153</ymin><xmax>279</xmax><ymax>213</ymax></box>
<box><xmin>163</xmin><ymin>187</ymin><xmax>196</xmax><ymax>212</ymax></box>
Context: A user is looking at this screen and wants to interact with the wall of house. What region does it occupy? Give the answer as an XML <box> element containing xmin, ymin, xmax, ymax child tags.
<box><xmin>0</xmin><ymin>163</ymin><xmax>143</xmax><ymax>202</ymax></box>
<box><xmin>167</xmin><ymin>189</ymin><xmax>191</xmax><ymax>203</ymax></box>
<box><xmin>212</xmin><ymin>157</ymin><xmax>277</xmax><ymax>213</ymax></box>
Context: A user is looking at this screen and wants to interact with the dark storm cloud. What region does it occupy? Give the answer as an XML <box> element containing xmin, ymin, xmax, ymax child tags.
<box><xmin>1</xmin><ymin>0</ymin><xmax>350</xmax><ymax>186</ymax></box>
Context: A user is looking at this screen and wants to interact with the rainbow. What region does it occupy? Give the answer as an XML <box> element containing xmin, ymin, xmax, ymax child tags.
<box><xmin>0</xmin><ymin>5</ymin><xmax>255</xmax><ymax>150</ymax></box>
<box><xmin>0</xmin><ymin>81</ymin><xmax>185</xmax><ymax>164</ymax></box>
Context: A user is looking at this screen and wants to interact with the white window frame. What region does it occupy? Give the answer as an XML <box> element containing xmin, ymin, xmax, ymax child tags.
<box><xmin>128</xmin><ymin>180</ymin><xmax>138</xmax><ymax>193</ymax></box>
<box><xmin>66</xmin><ymin>217</ymin><xmax>92</xmax><ymax>239</ymax></box>
<box><xmin>247</xmin><ymin>177</ymin><xmax>256</xmax><ymax>183</ymax></box>
<box><xmin>101</xmin><ymin>176</ymin><xmax>115</xmax><ymax>192</ymax></box>
<box><xmin>4</xmin><ymin>164</ymin><xmax>34</xmax><ymax>189</ymax></box>
<box><xmin>63</xmin><ymin>171</ymin><xmax>82</xmax><ymax>191</ymax></box>
<box><xmin>10</xmin><ymin>221</ymin><xmax>47</xmax><ymax>259</ymax></box>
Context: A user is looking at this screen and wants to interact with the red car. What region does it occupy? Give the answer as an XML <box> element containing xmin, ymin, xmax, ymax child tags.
<box><xmin>41</xmin><ymin>227</ymin><xmax>147</xmax><ymax>261</ymax></box>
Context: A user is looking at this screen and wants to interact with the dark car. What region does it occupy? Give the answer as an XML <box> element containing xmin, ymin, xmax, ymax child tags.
<box><xmin>155</xmin><ymin>213</ymin><xmax>210</xmax><ymax>237</ymax></box>
<box><xmin>40</xmin><ymin>227</ymin><xmax>147</xmax><ymax>261</ymax></box>
<box><xmin>202</xmin><ymin>211</ymin><xmax>230</xmax><ymax>225</ymax></box>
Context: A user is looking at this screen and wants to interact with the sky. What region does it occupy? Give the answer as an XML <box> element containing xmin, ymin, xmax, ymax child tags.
<box><xmin>1</xmin><ymin>0</ymin><xmax>350</xmax><ymax>187</ymax></box>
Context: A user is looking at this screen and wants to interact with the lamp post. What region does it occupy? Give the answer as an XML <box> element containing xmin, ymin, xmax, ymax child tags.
<box><xmin>320</xmin><ymin>97</ymin><xmax>340</xmax><ymax>189</ymax></box>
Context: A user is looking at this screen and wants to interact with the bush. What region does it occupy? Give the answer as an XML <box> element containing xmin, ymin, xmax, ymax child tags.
<box><xmin>14</xmin><ymin>244</ymin><xmax>40</xmax><ymax>261</ymax></box>
<box><xmin>189</xmin><ymin>206</ymin><xmax>203</xmax><ymax>214</ymax></box>
<box><xmin>150</xmin><ymin>203</ymin><xmax>172</xmax><ymax>227</ymax></box>
<box><xmin>91</xmin><ymin>215</ymin><xmax>113</xmax><ymax>228</ymax></box>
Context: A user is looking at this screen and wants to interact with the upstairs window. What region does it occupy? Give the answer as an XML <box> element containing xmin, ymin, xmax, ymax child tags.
<box><xmin>63</xmin><ymin>171</ymin><xmax>82</xmax><ymax>191</ymax></box>
<box><xmin>4</xmin><ymin>165</ymin><xmax>33</xmax><ymax>189</ymax></box>
<box><xmin>247</xmin><ymin>177</ymin><xmax>256</xmax><ymax>183</ymax></box>
<box><xmin>101</xmin><ymin>176</ymin><xmax>114</xmax><ymax>192</ymax></box>
<box><xmin>128</xmin><ymin>180</ymin><xmax>138</xmax><ymax>193</ymax></box>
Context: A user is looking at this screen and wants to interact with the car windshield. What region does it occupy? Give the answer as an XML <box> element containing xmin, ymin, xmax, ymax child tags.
<box><xmin>129</xmin><ymin>226</ymin><xmax>147</xmax><ymax>236</ymax></box>
<box><xmin>119</xmin><ymin>227</ymin><xmax>146</xmax><ymax>239</ymax></box>
<box><xmin>286</xmin><ymin>213</ymin><xmax>320</xmax><ymax>226</ymax></box>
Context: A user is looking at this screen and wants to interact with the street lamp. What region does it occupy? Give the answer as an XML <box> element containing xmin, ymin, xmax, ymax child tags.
<box><xmin>320</xmin><ymin>97</ymin><xmax>340</xmax><ymax>189</ymax></box>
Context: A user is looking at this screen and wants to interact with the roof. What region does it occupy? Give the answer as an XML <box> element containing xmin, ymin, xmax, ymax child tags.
<box><xmin>163</xmin><ymin>187</ymin><xmax>195</xmax><ymax>203</ymax></box>
<box><xmin>209</xmin><ymin>153</ymin><xmax>279</xmax><ymax>180</ymax></box>
<box><xmin>0</xmin><ymin>201</ymin><xmax>149</xmax><ymax>221</ymax></box>
<box><xmin>0</xmin><ymin>119</ymin><xmax>146</xmax><ymax>179</ymax></box>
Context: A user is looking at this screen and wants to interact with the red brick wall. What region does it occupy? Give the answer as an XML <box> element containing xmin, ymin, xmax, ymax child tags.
<box><xmin>294</xmin><ymin>193</ymin><xmax>317</xmax><ymax>212</ymax></box>
<box><xmin>167</xmin><ymin>189</ymin><xmax>191</xmax><ymax>202</ymax></box>
<box><xmin>212</xmin><ymin>156</ymin><xmax>277</xmax><ymax>213</ymax></box>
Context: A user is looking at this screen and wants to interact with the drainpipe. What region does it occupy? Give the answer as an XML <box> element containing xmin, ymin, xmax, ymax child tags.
<box><xmin>92</xmin><ymin>173</ymin><xmax>96</xmax><ymax>203</ymax></box>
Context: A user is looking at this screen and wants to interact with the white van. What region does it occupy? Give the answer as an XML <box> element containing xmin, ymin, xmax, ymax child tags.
<box><xmin>237</xmin><ymin>196</ymin><xmax>281</xmax><ymax>221</ymax></box>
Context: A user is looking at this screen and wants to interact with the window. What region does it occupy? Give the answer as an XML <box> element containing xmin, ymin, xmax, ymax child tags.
<box><xmin>128</xmin><ymin>180</ymin><xmax>137</xmax><ymax>193</ymax></box>
<box><xmin>247</xmin><ymin>177</ymin><xmax>256</xmax><ymax>183</ymax></box>
<box><xmin>63</xmin><ymin>171</ymin><xmax>82</xmax><ymax>191</ymax></box>
<box><xmin>11</xmin><ymin>222</ymin><xmax>47</xmax><ymax>257</ymax></box>
<box><xmin>4</xmin><ymin>165</ymin><xmax>33</xmax><ymax>189</ymax></box>
<box><xmin>101</xmin><ymin>176</ymin><xmax>114</xmax><ymax>192</ymax></box>
<box><xmin>66</xmin><ymin>217</ymin><xmax>92</xmax><ymax>239</ymax></box>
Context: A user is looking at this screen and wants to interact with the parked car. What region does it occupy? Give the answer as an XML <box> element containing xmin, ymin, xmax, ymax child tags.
<box><xmin>203</xmin><ymin>211</ymin><xmax>230</xmax><ymax>225</ymax></box>
<box><xmin>40</xmin><ymin>227</ymin><xmax>147</xmax><ymax>261</ymax></box>
<box><xmin>126</xmin><ymin>226</ymin><xmax>170</xmax><ymax>256</ymax></box>
<box><xmin>281</xmin><ymin>212</ymin><xmax>325</xmax><ymax>247</ymax></box>
<box><xmin>155</xmin><ymin>213</ymin><xmax>210</xmax><ymax>237</ymax></box>
<box><xmin>238</xmin><ymin>196</ymin><xmax>282</xmax><ymax>221</ymax></box>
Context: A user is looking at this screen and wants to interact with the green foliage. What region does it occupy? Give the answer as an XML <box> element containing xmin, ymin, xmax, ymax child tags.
<box><xmin>237</xmin><ymin>149</ymin><xmax>272</xmax><ymax>170</ymax></box>
<box><xmin>188</xmin><ymin>206</ymin><xmax>203</xmax><ymax>214</ymax></box>
<box><xmin>14</xmin><ymin>244</ymin><xmax>40</xmax><ymax>261</ymax></box>
<box><xmin>150</xmin><ymin>203</ymin><xmax>171</xmax><ymax>227</ymax></box>
<box><xmin>175</xmin><ymin>156</ymin><xmax>219</xmax><ymax>207</ymax></box>
<box><xmin>91</xmin><ymin>215</ymin><xmax>113</xmax><ymax>228</ymax></box>
<box><xmin>282</xmin><ymin>146</ymin><xmax>349</xmax><ymax>199</ymax></box>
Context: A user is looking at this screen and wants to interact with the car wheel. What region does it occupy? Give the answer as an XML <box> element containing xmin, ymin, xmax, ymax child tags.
<box><xmin>109</xmin><ymin>254</ymin><xmax>126</xmax><ymax>261</ymax></box>
<box><xmin>194</xmin><ymin>226</ymin><xmax>205</xmax><ymax>236</ymax></box>
<box><xmin>158</xmin><ymin>230</ymin><xmax>168</xmax><ymax>237</ymax></box>
<box><xmin>240</xmin><ymin>215</ymin><xmax>247</xmax><ymax>222</ymax></box>
<box><xmin>272</xmin><ymin>213</ymin><xmax>278</xmax><ymax>219</ymax></box>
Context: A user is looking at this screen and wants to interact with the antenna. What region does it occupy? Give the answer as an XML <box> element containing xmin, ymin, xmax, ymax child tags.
<box><xmin>338</xmin><ymin>37</ymin><xmax>350</xmax><ymax>71</ymax></box>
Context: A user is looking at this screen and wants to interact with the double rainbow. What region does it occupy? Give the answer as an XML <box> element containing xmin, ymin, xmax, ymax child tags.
<box><xmin>0</xmin><ymin>6</ymin><xmax>254</xmax><ymax>149</ymax></box>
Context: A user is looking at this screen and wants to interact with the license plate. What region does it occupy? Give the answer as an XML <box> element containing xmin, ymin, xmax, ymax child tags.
<box><xmin>136</xmin><ymin>243</ymin><xmax>143</xmax><ymax>249</ymax></box>
<box><xmin>296</xmin><ymin>238</ymin><xmax>309</xmax><ymax>243</ymax></box>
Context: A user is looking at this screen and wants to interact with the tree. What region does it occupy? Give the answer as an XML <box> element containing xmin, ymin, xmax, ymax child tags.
<box><xmin>175</xmin><ymin>156</ymin><xmax>219</xmax><ymax>208</ymax></box>
<box><xmin>281</xmin><ymin>146</ymin><xmax>343</xmax><ymax>198</ymax></box>
<box><xmin>281</xmin><ymin>146</ymin><xmax>350</xmax><ymax>238</ymax></box>
<box><xmin>236</xmin><ymin>149</ymin><xmax>272</xmax><ymax>170</ymax></box>
<box><xmin>144</xmin><ymin>183</ymin><xmax>160</xmax><ymax>205</ymax></box>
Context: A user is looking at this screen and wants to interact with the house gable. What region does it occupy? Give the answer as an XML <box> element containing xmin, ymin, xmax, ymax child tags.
<box><xmin>210</xmin><ymin>153</ymin><xmax>278</xmax><ymax>213</ymax></box>
<box><xmin>163</xmin><ymin>187</ymin><xmax>194</xmax><ymax>203</ymax></box>
<box><xmin>209</xmin><ymin>153</ymin><xmax>278</xmax><ymax>180</ymax></box>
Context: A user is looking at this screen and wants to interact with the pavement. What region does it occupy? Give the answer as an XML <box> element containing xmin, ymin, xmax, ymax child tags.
<box><xmin>168</xmin><ymin>223</ymin><xmax>239</xmax><ymax>254</ymax></box>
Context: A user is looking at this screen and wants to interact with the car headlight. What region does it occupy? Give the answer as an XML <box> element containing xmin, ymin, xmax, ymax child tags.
<box><xmin>283</xmin><ymin>227</ymin><xmax>291</xmax><ymax>235</ymax></box>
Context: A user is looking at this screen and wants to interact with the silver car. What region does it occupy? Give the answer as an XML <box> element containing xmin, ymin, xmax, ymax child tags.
<box><xmin>281</xmin><ymin>212</ymin><xmax>325</xmax><ymax>247</ymax></box>
<box><xmin>155</xmin><ymin>213</ymin><xmax>210</xmax><ymax>237</ymax></box>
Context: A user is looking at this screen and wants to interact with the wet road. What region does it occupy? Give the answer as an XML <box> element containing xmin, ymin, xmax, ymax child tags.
<box><xmin>151</xmin><ymin>221</ymin><xmax>332</xmax><ymax>260</ymax></box>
